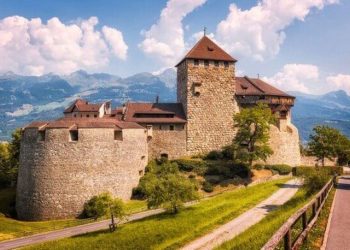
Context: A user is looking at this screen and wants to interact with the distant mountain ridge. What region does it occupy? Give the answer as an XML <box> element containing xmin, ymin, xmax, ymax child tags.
<box><xmin>0</xmin><ymin>69</ymin><xmax>349</xmax><ymax>142</ymax></box>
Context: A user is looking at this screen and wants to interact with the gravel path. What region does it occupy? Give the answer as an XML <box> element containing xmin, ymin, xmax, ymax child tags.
<box><xmin>181</xmin><ymin>178</ymin><xmax>301</xmax><ymax>250</ymax></box>
<box><xmin>325</xmin><ymin>176</ymin><xmax>350</xmax><ymax>250</ymax></box>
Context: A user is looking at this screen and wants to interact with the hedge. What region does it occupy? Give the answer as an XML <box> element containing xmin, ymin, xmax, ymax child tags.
<box><xmin>293</xmin><ymin>166</ymin><xmax>343</xmax><ymax>177</ymax></box>
<box><xmin>264</xmin><ymin>164</ymin><xmax>292</xmax><ymax>175</ymax></box>
<box><xmin>172</xmin><ymin>159</ymin><xmax>208</xmax><ymax>176</ymax></box>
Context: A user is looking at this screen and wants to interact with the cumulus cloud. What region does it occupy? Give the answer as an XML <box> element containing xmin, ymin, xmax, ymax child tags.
<box><xmin>139</xmin><ymin>0</ymin><xmax>206</xmax><ymax>66</ymax></box>
<box><xmin>263</xmin><ymin>64</ymin><xmax>319</xmax><ymax>93</ymax></box>
<box><xmin>6</xmin><ymin>104</ymin><xmax>33</xmax><ymax>117</ymax></box>
<box><xmin>0</xmin><ymin>16</ymin><xmax>128</xmax><ymax>75</ymax></box>
<box><xmin>327</xmin><ymin>74</ymin><xmax>350</xmax><ymax>95</ymax></box>
<box><xmin>216</xmin><ymin>0</ymin><xmax>338</xmax><ymax>61</ymax></box>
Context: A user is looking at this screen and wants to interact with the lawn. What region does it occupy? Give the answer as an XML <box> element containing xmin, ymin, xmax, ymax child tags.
<box><xmin>216</xmin><ymin>188</ymin><xmax>318</xmax><ymax>250</ymax></box>
<box><xmin>25</xmin><ymin>178</ymin><xmax>289</xmax><ymax>250</ymax></box>
<box><xmin>0</xmin><ymin>188</ymin><xmax>146</xmax><ymax>242</ymax></box>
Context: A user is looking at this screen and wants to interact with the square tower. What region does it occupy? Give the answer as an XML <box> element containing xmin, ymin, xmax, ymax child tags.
<box><xmin>176</xmin><ymin>36</ymin><xmax>238</xmax><ymax>155</ymax></box>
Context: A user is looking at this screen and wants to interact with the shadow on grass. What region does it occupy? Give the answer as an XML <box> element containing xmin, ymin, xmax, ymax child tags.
<box><xmin>276</xmin><ymin>183</ymin><xmax>301</xmax><ymax>189</ymax></box>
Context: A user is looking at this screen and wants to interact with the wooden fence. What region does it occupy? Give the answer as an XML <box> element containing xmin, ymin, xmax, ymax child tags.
<box><xmin>261</xmin><ymin>177</ymin><xmax>335</xmax><ymax>250</ymax></box>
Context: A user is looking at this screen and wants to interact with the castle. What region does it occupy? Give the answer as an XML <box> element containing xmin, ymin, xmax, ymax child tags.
<box><xmin>17</xmin><ymin>36</ymin><xmax>301</xmax><ymax>220</ymax></box>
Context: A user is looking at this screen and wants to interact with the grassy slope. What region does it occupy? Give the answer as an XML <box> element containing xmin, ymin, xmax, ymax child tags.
<box><xmin>216</xmin><ymin>188</ymin><xmax>316</xmax><ymax>250</ymax></box>
<box><xmin>25</xmin><ymin>179</ymin><xmax>289</xmax><ymax>250</ymax></box>
<box><xmin>0</xmin><ymin>188</ymin><xmax>146</xmax><ymax>242</ymax></box>
<box><xmin>301</xmin><ymin>189</ymin><xmax>335</xmax><ymax>250</ymax></box>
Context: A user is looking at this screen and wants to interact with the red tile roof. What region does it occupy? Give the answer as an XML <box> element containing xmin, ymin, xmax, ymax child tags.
<box><xmin>123</xmin><ymin>102</ymin><xmax>186</xmax><ymax>124</ymax></box>
<box><xmin>176</xmin><ymin>36</ymin><xmax>237</xmax><ymax>66</ymax></box>
<box><xmin>64</xmin><ymin>99</ymin><xmax>102</xmax><ymax>113</ymax></box>
<box><xmin>24</xmin><ymin>118</ymin><xmax>144</xmax><ymax>130</ymax></box>
<box><xmin>235</xmin><ymin>76</ymin><xmax>294</xmax><ymax>98</ymax></box>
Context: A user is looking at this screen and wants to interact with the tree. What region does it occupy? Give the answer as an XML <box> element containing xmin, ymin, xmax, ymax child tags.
<box><xmin>139</xmin><ymin>161</ymin><xmax>199</xmax><ymax>213</ymax></box>
<box><xmin>335</xmin><ymin>134</ymin><xmax>350</xmax><ymax>166</ymax></box>
<box><xmin>84</xmin><ymin>192</ymin><xmax>125</xmax><ymax>231</ymax></box>
<box><xmin>233</xmin><ymin>102</ymin><xmax>276</xmax><ymax>166</ymax></box>
<box><xmin>0</xmin><ymin>142</ymin><xmax>10</xmax><ymax>188</ymax></box>
<box><xmin>308</xmin><ymin>125</ymin><xmax>344</xmax><ymax>166</ymax></box>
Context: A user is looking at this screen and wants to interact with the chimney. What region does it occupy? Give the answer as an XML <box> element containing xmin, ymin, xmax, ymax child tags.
<box><xmin>155</xmin><ymin>95</ymin><xmax>159</xmax><ymax>103</ymax></box>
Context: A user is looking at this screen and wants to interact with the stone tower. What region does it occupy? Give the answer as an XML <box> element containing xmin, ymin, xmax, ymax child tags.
<box><xmin>176</xmin><ymin>36</ymin><xmax>238</xmax><ymax>155</ymax></box>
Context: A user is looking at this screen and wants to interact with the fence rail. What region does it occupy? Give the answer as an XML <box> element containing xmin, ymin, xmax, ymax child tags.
<box><xmin>261</xmin><ymin>177</ymin><xmax>335</xmax><ymax>250</ymax></box>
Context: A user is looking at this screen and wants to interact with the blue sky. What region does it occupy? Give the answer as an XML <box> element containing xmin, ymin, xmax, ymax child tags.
<box><xmin>0</xmin><ymin>0</ymin><xmax>349</xmax><ymax>94</ymax></box>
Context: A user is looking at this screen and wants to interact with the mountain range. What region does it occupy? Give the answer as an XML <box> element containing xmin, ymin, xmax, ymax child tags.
<box><xmin>1</xmin><ymin>69</ymin><xmax>349</xmax><ymax>142</ymax></box>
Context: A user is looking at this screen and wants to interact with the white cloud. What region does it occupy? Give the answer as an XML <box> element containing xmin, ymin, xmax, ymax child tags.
<box><xmin>139</xmin><ymin>0</ymin><xmax>206</xmax><ymax>66</ymax></box>
<box><xmin>216</xmin><ymin>0</ymin><xmax>338</xmax><ymax>61</ymax></box>
<box><xmin>263</xmin><ymin>64</ymin><xmax>319</xmax><ymax>93</ymax></box>
<box><xmin>0</xmin><ymin>16</ymin><xmax>128</xmax><ymax>76</ymax></box>
<box><xmin>327</xmin><ymin>74</ymin><xmax>350</xmax><ymax>95</ymax></box>
<box><xmin>6</xmin><ymin>104</ymin><xmax>33</xmax><ymax>117</ymax></box>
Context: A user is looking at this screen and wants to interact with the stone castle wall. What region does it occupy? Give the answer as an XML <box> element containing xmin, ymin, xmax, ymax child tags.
<box><xmin>16</xmin><ymin>127</ymin><xmax>148</xmax><ymax>220</ymax></box>
<box><xmin>147</xmin><ymin>124</ymin><xmax>187</xmax><ymax>160</ymax></box>
<box><xmin>177</xmin><ymin>59</ymin><xmax>237</xmax><ymax>155</ymax></box>
<box><xmin>263</xmin><ymin>120</ymin><xmax>301</xmax><ymax>166</ymax></box>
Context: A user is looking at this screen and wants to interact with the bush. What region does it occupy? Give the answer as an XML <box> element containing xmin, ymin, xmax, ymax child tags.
<box><xmin>303</xmin><ymin>171</ymin><xmax>329</xmax><ymax>194</ymax></box>
<box><xmin>293</xmin><ymin>166</ymin><xmax>316</xmax><ymax>176</ymax></box>
<box><xmin>252</xmin><ymin>164</ymin><xmax>264</xmax><ymax>170</ymax></box>
<box><xmin>222</xmin><ymin>145</ymin><xmax>234</xmax><ymax>160</ymax></box>
<box><xmin>173</xmin><ymin>159</ymin><xmax>208</xmax><ymax>175</ymax></box>
<box><xmin>205</xmin><ymin>150</ymin><xmax>223</xmax><ymax>160</ymax></box>
<box><xmin>202</xmin><ymin>181</ymin><xmax>214</xmax><ymax>193</ymax></box>
<box><xmin>293</xmin><ymin>166</ymin><xmax>343</xmax><ymax>177</ymax></box>
<box><xmin>265</xmin><ymin>164</ymin><xmax>292</xmax><ymax>175</ymax></box>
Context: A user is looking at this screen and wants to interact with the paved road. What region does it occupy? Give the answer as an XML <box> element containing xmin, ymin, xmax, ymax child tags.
<box><xmin>181</xmin><ymin>178</ymin><xmax>302</xmax><ymax>250</ymax></box>
<box><xmin>0</xmin><ymin>208</ymin><xmax>164</xmax><ymax>250</ymax></box>
<box><xmin>325</xmin><ymin>176</ymin><xmax>350</xmax><ymax>250</ymax></box>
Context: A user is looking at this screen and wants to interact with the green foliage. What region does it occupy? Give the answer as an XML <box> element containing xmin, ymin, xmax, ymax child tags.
<box><xmin>205</xmin><ymin>150</ymin><xmax>224</xmax><ymax>160</ymax></box>
<box><xmin>233</xmin><ymin>103</ymin><xmax>276</xmax><ymax>166</ymax></box>
<box><xmin>0</xmin><ymin>129</ymin><xmax>21</xmax><ymax>188</ymax></box>
<box><xmin>26</xmin><ymin>179</ymin><xmax>288</xmax><ymax>250</ymax></box>
<box><xmin>303</xmin><ymin>171</ymin><xmax>329</xmax><ymax>195</ymax></box>
<box><xmin>264</xmin><ymin>164</ymin><xmax>292</xmax><ymax>175</ymax></box>
<box><xmin>202</xmin><ymin>181</ymin><xmax>214</xmax><ymax>193</ymax></box>
<box><xmin>308</xmin><ymin>125</ymin><xmax>350</xmax><ymax>166</ymax></box>
<box><xmin>293</xmin><ymin>166</ymin><xmax>343</xmax><ymax>177</ymax></box>
<box><xmin>252</xmin><ymin>164</ymin><xmax>264</xmax><ymax>170</ymax></box>
<box><xmin>172</xmin><ymin>159</ymin><xmax>208</xmax><ymax>175</ymax></box>
<box><xmin>206</xmin><ymin>162</ymin><xmax>251</xmax><ymax>179</ymax></box>
<box><xmin>84</xmin><ymin>192</ymin><xmax>125</xmax><ymax>221</ymax></box>
<box><xmin>139</xmin><ymin>161</ymin><xmax>199</xmax><ymax>213</ymax></box>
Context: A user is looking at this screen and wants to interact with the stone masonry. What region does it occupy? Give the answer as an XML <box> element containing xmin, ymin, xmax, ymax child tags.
<box><xmin>177</xmin><ymin>59</ymin><xmax>237</xmax><ymax>155</ymax></box>
<box><xmin>16</xmin><ymin>127</ymin><xmax>148</xmax><ymax>220</ymax></box>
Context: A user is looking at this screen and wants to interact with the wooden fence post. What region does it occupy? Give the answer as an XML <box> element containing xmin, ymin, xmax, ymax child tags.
<box><xmin>284</xmin><ymin>230</ymin><xmax>292</xmax><ymax>250</ymax></box>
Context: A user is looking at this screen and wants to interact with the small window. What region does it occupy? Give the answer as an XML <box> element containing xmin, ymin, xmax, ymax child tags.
<box><xmin>141</xmin><ymin>155</ymin><xmax>146</xmax><ymax>160</ymax></box>
<box><xmin>224</xmin><ymin>61</ymin><xmax>229</xmax><ymax>68</ymax></box>
<box><xmin>194</xmin><ymin>59</ymin><xmax>199</xmax><ymax>66</ymax></box>
<box><xmin>38</xmin><ymin>130</ymin><xmax>45</xmax><ymax>141</ymax></box>
<box><xmin>280</xmin><ymin>111</ymin><xmax>287</xmax><ymax>119</ymax></box>
<box><xmin>139</xmin><ymin>170</ymin><xmax>144</xmax><ymax>176</ymax></box>
<box><xmin>74</xmin><ymin>114</ymin><xmax>77</xmax><ymax>118</ymax></box>
<box><xmin>70</xmin><ymin>130</ymin><xmax>78</xmax><ymax>141</ymax></box>
<box><xmin>114</xmin><ymin>130</ymin><xmax>123</xmax><ymax>141</ymax></box>
<box><xmin>193</xmin><ymin>82</ymin><xmax>201</xmax><ymax>96</ymax></box>
<box><xmin>214</xmin><ymin>61</ymin><xmax>219</xmax><ymax>67</ymax></box>
<box><xmin>170</xmin><ymin>125</ymin><xmax>175</xmax><ymax>131</ymax></box>
<box><xmin>80</xmin><ymin>114</ymin><xmax>83</xmax><ymax>118</ymax></box>
<box><xmin>159</xmin><ymin>125</ymin><xmax>162</xmax><ymax>130</ymax></box>
<box><xmin>94</xmin><ymin>114</ymin><xmax>97</xmax><ymax>118</ymax></box>
<box><xmin>160</xmin><ymin>153</ymin><xmax>168</xmax><ymax>159</ymax></box>
<box><xmin>204</xmin><ymin>60</ymin><xmax>209</xmax><ymax>67</ymax></box>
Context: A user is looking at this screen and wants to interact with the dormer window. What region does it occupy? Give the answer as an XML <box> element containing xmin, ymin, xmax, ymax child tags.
<box><xmin>207</xmin><ymin>46</ymin><xmax>214</xmax><ymax>51</ymax></box>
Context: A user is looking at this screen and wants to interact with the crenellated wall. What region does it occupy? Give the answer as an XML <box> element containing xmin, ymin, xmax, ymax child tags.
<box><xmin>16</xmin><ymin>127</ymin><xmax>148</xmax><ymax>220</ymax></box>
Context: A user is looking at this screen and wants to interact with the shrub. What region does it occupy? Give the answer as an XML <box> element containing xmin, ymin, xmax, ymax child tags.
<box><xmin>202</xmin><ymin>181</ymin><xmax>214</xmax><ymax>193</ymax></box>
<box><xmin>173</xmin><ymin>159</ymin><xmax>208</xmax><ymax>175</ymax></box>
<box><xmin>265</xmin><ymin>164</ymin><xmax>292</xmax><ymax>175</ymax></box>
<box><xmin>232</xmin><ymin>163</ymin><xmax>251</xmax><ymax>178</ymax></box>
<box><xmin>252</xmin><ymin>164</ymin><xmax>264</xmax><ymax>170</ymax></box>
<box><xmin>205</xmin><ymin>150</ymin><xmax>223</xmax><ymax>160</ymax></box>
<box><xmin>222</xmin><ymin>145</ymin><xmax>234</xmax><ymax>160</ymax></box>
<box><xmin>303</xmin><ymin>171</ymin><xmax>329</xmax><ymax>194</ymax></box>
<box><xmin>293</xmin><ymin>166</ymin><xmax>343</xmax><ymax>177</ymax></box>
<box><xmin>84</xmin><ymin>192</ymin><xmax>125</xmax><ymax>220</ymax></box>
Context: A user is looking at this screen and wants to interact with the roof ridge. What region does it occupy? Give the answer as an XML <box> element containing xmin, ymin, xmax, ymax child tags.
<box><xmin>244</xmin><ymin>76</ymin><xmax>265</xmax><ymax>94</ymax></box>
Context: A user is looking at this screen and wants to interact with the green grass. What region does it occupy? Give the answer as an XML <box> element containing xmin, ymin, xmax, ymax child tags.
<box><xmin>301</xmin><ymin>189</ymin><xmax>336</xmax><ymax>250</ymax></box>
<box><xmin>0</xmin><ymin>188</ymin><xmax>146</xmax><ymax>242</ymax></box>
<box><xmin>216</xmin><ymin>188</ymin><xmax>312</xmax><ymax>250</ymax></box>
<box><xmin>24</xmin><ymin>178</ymin><xmax>289</xmax><ymax>250</ymax></box>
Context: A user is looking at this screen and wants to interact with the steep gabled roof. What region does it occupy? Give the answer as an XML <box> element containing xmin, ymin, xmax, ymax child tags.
<box><xmin>176</xmin><ymin>36</ymin><xmax>237</xmax><ymax>66</ymax></box>
<box><xmin>123</xmin><ymin>102</ymin><xmax>186</xmax><ymax>124</ymax></box>
<box><xmin>235</xmin><ymin>76</ymin><xmax>294</xmax><ymax>98</ymax></box>
<box><xmin>64</xmin><ymin>99</ymin><xmax>102</xmax><ymax>113</ymax></box>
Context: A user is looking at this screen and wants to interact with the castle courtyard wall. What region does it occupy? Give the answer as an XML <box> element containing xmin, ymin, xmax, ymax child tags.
<box><xmin>146</xmin><ymin>124</ymin><xmax>187</xmax><ymax>160</ymax></box>
<box><xmin>16</xmin><ymin>127</ymin><xmax>148</xmax><ymax>220</ymax></box>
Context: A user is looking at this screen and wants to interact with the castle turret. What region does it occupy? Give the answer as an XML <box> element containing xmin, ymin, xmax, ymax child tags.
<box><xmin>176</xmin><ymin>36</ymin><xmax>238</xmax><ymax>155</ymax></box>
